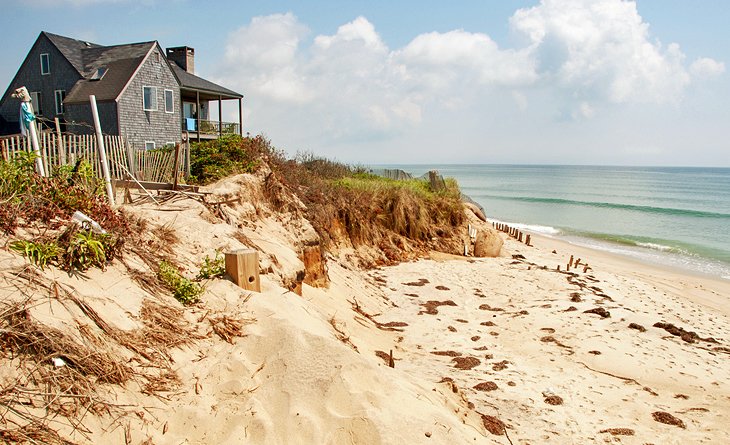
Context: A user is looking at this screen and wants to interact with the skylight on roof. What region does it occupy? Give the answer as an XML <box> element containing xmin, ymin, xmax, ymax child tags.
<box><xmin>90</xmin><ymin>67</ymin><xmax>107</xmax><ymax>81</ymax></box>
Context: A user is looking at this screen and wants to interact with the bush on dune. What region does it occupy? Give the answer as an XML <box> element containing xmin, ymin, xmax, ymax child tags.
<box><xmin>188</xmin><ymin>135</ymin><xmax>468</xmax><ymax>260</ymax></box>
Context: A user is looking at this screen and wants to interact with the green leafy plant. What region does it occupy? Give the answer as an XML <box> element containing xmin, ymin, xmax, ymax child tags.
<box><xmin>62</xmin><ymin>230</ymin><xmax>108</xmax><ymax>271</ymax></box>
<box><xmin>189</xmin><ymin>135</ymin><xmax>269</xmax><ymax>184</ymax></box>
<box><xmin>158</xmin><ymin>260</ymin><xmax>203</xmax><ymax>305</ymax></box>
<box><xmin>197</xmin><ymin>251</ymin><xmax>226</xmax><ymax>280</ymax></box>
<box><xmin>9</xmin><ymin>239</ymin><xmax>59</xmax><ymax>270</ymax></box>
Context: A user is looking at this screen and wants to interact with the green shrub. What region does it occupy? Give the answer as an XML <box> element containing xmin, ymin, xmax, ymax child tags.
<box><xmin>158</xmin><ymin>260</ymin><xmax>203</xmax><ymax>305</ymax></box>
<box><xmin>197</xmin><ymin>251</ymin><xmax>226</xmax><ymax>280</ymax></box>
<box><xmin>189</xmin><ymin>135</ymin><xmax>273</xmax><ymax>184</ymax></box>
<box><xmin>9</xmin><ymin>239</ymin><xmax>59</xmax><ymax>270</ymax></box>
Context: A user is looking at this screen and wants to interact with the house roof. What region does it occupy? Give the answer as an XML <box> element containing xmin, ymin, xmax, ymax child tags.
<box><xmin>43</xmin><ymin>31</ymin><xmax>102</xmax><ymax>75</ymax></box>
<box><xmin>171</xmin><ymin>64</ymin><xmax>243</xmax><ymax>99</ymax></box>
<box><xmin>64</xmin><ymin>42</ymin><xmax>155</xmax><ymax>104</ymax></box>
<box><xmin>6</xmin><ymin>31</ymin><xmax>242</xmax><ymax>108</ymax></box>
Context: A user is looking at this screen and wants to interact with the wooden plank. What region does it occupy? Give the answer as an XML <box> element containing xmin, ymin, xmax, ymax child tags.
<box><xmin>113</xmin><ymin>179</ymin><xmax>200</xmax><ymax>192</ymax></box>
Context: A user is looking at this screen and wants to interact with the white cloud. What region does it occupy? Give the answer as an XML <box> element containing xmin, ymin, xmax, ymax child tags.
<box><xmin>215</xmin><ymin>3</ymin><xmax>726</xmax><ymax>163</ymax></box>
<box><xmin>221</xmin><ymin>13</ymin><xmax>312</xmax><ymax>104</ymax></box>
<box><xmin>690</xmin><ymin>57</ymin><xmax>726</xmax><ymax>79</ymax></box>
<box><xmin>395</xmin><ymin>30</ymin><xmax>537</xmax><ymax>90</ymax></box>
<box><xmin>510</xmin><ymin>0</ymin><xmax>691</xmax><ymax>105</ymax></box>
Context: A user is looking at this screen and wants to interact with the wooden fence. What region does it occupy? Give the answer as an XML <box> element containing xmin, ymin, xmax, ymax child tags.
<box><xmin>0</xmin><ymin>131</ymin><xmax>190</xmax><ymax>183</ymax></box>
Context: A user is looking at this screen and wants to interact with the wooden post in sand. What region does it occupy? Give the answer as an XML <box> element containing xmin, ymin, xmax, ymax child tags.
<box><xmin>569</xmin><ymin>255</ymin><xmax>574</xmax><ymax>268</ymax></box>
<box><xmin>225</xmin><ymin>249</ymin><xmax>261</xmax><ymax>292</ymax></box>
<box><xmin>526</xmin><ymin>234</ymin><xmax>531</xmax><ymax>246</ymax></box>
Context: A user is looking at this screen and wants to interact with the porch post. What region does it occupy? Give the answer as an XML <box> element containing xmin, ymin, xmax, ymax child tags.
<box><xmin>238</xmin><ymin>98</ymin><xmax>243</xmax><ymax>136</ymax></box>
<box><xmin>196</xmin><ymin>91</ymin><xmax>200</xmax><ymax>142</ymax></box>
<box><xmin>218</xmin><ymin>95</ymin><xmax>222</xmax><ymax>138</ymax></box>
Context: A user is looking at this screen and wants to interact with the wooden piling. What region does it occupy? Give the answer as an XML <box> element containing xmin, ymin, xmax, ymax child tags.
<box><xmin>224</xmin><ymin>248</ymin><xmax>261</xmax><ymax>292</ymax></box>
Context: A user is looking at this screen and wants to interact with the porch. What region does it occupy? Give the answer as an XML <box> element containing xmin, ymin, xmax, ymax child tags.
<box><xmin>171</xmin><ymin>63</ymin><xmax>244</xmax><ymax>143</ymax></box>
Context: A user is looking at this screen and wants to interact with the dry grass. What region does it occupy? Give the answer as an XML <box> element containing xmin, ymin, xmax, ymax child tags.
<box><xmin>0</xmin><ymin>302</ymin><xmax>132</xmax><ymax>385</ymax></box>
<box><xmin>265</xmin><ymin>155</ymin><xmax>468</xmax><ymax>263</ymax></box>
<box><xmin>209</xmin><ymin>315</ymin><xmax>254</xmax><ymax>344</ymax></box>
<box><xmin>328</xmin><ymin>317</ymin><xmax>359</xmax><ymax>352</ymax></box>
<box><xmin>0</xmin><ymin>270</ymin><xmax>201</xmax><ymax>443</ymax></box>
<box><xmin>0</xmin><ymin>423</ymin><xmax>81</xmax><ymax>445</ymax></box>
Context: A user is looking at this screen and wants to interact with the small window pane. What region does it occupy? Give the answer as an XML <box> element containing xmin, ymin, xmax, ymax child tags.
<box><xmin>143</xmin><ymin>86</ymin><xmax>157</xmax><ymax>111</ymax></box>
<box><xmin>164</xmin><ymin>89</ymin><xmax>174</xmax><ymax>113</ymax></box>
<box><xmin>40</xmin><ymin>53</ymin><xmax>50</xmax><ymax>75</ymax></box>
<box><xmin>145</xmin><ymin>141</ymin><xmax>155</xmax><ymax>150</ymax></box>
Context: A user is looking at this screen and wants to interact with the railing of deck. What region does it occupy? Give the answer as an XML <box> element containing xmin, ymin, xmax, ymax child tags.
<box><xmin>183</xmin><ymin>118</ymin><xmax>240</xmax><ymax>136</ymax></box>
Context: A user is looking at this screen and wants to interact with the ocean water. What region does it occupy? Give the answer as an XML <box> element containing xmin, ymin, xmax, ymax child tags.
<box><xmin>378</xmin><ymin>165</ymin><xmax>730</xmax><ymax>280</ymax></box>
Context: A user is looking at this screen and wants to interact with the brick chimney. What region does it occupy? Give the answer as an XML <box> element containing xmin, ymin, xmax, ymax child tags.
<box><xmin>166</xmin><ymin>46</ymin><xmax>195</xmax><ymax>74</ymax></box>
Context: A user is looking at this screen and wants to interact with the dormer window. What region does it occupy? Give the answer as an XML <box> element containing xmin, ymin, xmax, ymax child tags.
<box><xmin>40</xmin><ymin>53</ymin><xmax>50</xmax><ymax>75</ymax></box>
<box><xmin>90</xmin><ymin>67</ymin><xmax>107</xmax><ymax>81</ymax></box>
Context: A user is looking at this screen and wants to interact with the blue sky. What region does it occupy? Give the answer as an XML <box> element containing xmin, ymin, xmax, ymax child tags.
<box><xmin>2</xmin><ymin>0</ymin><xmax>728</xmax><ymax>166</ymax></box>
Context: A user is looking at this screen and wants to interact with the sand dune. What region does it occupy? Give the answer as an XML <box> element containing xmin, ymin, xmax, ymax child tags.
<box><xmin>1</xmin><ymin>173</ymin><xmax>728</xmax><ymax>444</ymax></box>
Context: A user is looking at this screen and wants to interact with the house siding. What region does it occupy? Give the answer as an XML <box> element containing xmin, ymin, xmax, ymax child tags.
<box><xmin>117</xmin><ymin>47</ymin><xmax>180</xmax><ymax>149</ymax></box>
<box><xmin>64</xmin><ymin>101</ymin><xmax>118</xmax><ymax>136</ymax></box>
<box><xmin>0</xmin><ymin>34</ymin><xmax>81</xmax><ymax>133</ymax></box>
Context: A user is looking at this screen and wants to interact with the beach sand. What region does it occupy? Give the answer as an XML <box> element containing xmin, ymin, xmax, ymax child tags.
<box><xmin>366</xmin><ymin>232</ymin><xmax>730</xmax><ymax>444</ymax></box>
<box><xmin>2</xmin><ymin>174</ymin><xmax>729</xmax><ymax>444</ymax></box>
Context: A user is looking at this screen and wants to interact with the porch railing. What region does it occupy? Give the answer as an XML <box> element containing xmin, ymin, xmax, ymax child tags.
<box><xmin>184</xmin><ymin>118</ymin><xmax>239</xmax><ymax>136</ymax></box>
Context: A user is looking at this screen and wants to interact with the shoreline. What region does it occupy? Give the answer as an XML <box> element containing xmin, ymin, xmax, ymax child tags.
<box><xmin>515</xmin><ymin>231</ymin><xmax>730</xmax><ymax>317</ymax></box>
<box><xmin>491</xmin><ymin>216</ymin><xmax>730</xmax><ymax>283</ymax></box>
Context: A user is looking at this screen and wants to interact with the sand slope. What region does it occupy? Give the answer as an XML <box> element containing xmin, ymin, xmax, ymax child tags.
<box><xmin>1</xmin><ymin>172</ymin><xmax>728</xmax><ymax>444</ymax></box>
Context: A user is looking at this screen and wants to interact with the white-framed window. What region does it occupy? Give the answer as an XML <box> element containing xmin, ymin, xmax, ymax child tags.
<box><xmin>164</xmin><ymin>89</ymin><xmax>174</xmax><ymax>113</ymax></box>
<box><xmin>30</xmin><ymin>91</ymin><xmax>43</xmax><ymax>115</ymax></box>
<box><xmin>40</xmin><ymin>53</ymin><xmax>50</xmax><ymax>75</ymax></box>
<box><xmin>144</xmin><ymin>141</ymin><xmax>156</xmax><ymax>150</ymax></box>
<box><xmin>54</xmin><ymin>90</ymin><xmax>66</xmax><ymax>114</ymax></box>
<box><xmin>142</xmin><ymin>86</ymin><xmax>157</xmax><ymax>111</ymax></box>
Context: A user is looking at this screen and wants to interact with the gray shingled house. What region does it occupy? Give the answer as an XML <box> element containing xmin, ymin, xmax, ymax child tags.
<box><xmin>0</xmin><ymin>31</ymin><xmax>243</xmax><ymax>149</ymax></box>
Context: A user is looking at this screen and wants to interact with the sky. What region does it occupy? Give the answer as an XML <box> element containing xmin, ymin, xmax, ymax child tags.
<box><xmin>1</xmin><ymin>0</ymin><xmax>728</xmax><ymax>166</ymax></box>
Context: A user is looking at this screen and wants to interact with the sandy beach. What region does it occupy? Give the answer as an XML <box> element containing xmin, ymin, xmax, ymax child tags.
<box><xmin>2</xmin><ymin>173</ymin><xmax>729</xmax><ymax>444</ymax></box>
<box><xmin>367</xmin><ymin>232</ymin><xmax>730</xmax><ymax>444</ymax></box>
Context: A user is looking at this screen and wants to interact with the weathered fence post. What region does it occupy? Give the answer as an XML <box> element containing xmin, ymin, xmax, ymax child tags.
<box><xmin>172</xmin><ymin>142</ymin><xmax>181</xmax><ymax>191</ymax></box>
<box><xmin>54</xmin><ymin>117</ymin><xmax>66</xmax><ymax>165</ymax></box>
<box><xmin>89</xmin><ymin>95</ymin><xmax>115</xmax><ymax>206</ymax></box>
